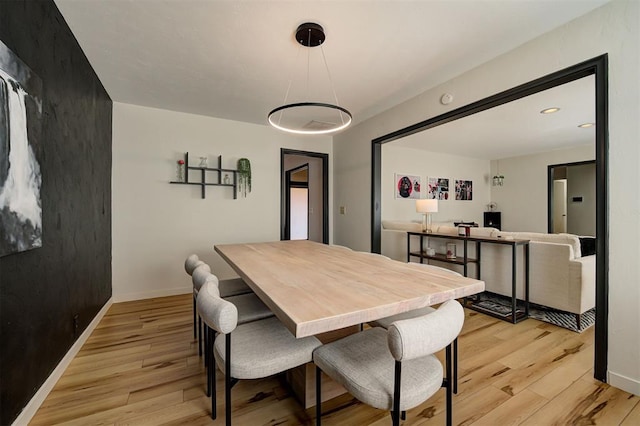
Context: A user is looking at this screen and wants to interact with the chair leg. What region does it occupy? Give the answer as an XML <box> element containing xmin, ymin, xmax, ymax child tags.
<box><xmin>225</xmin><ymin>333</ymin><xmax>232</xmax><ymax>426</ymax></box>
<box><xmin>198</xmin><ymin>316</ymin><xmax>203</xmax><ymax>357</ymax></box>
<box><xmin>445</xmin><ymin>344</ymin><xmax>453</xmax><ymax>426</ymax></box>
<box><xmin>401</xmin><ymin>411</ymin><xmax>406</xmax><ymax>420</ymax></box>
<box><xmin>575</xmin><ymin>313</ymin><xmax>582</xmax><ymax>330</ymax></box>
<box><xmin>205</xmin><ymin>326</ymin><xmax>211</xmax><ymax>397</ymax></box>
<box><xmin>392</xmin><ymin>361</ymin><xmax>402</xmax><ymax>426</ymax></box>
<box><xmin>316</xmin><ymin>366</ymin><xmax>322</xmax><ymax>426</ymax></box>
<box><xmin>193</xmin><ymin>295</ymin><xmax>197</xmax><ymax>339</ymax></box>
<box><xmin>210</xmin><ymin>328</ymin><xmax>216</xmax><ymax>420</ymax></box>
<box><xmin>453</xmin><ymin>337</ymin><xmax>458</xmax><ymax>394</ymax></box>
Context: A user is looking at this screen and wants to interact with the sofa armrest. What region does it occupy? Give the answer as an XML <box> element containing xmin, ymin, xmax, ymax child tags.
<box><xmin>570</xmin><ymin>255</ymin><xmax>596</xmax><ymax>314</ymax></box>
<box><xmin>529</xmin><ymin>242</ymin><xmax>575</xmax><ymax>312</ymax></box>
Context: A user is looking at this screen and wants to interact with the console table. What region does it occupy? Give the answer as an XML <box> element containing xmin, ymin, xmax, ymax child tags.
<box><xmin>407</xmin><ymin>231</ymin><xmax>530</xmax><ymax>323</ymax></box>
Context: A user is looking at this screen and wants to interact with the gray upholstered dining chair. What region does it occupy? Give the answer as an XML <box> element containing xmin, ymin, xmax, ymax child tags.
<box><xmin>192</xmin><ymin>266</ymin><xmax>272</xmax><ymax>324</ymax></box>
<box><xmin>185</xmin><ymin>254</ymin><xmax>207</xmax><ymax>339</ymax></box>
<box><xmin>369</xmin><ymin>263</ymin><xmax>463</xmax><ymax>394</ymax></box>
<box><xmin>192</xmin><ymin>265</ymin><xmax>274</xmax><ymax>357</ymax></box>
<box><xmin>196</xmin><ymin>281</ymin><xmax>322</xmax><ymax>424</ymax></box>
<box><xmin>314</xmin><ymin>299</ymin><xmax>464</xmax><ymax>426</ymax></box>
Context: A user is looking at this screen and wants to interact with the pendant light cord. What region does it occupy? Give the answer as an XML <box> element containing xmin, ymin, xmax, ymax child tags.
<box><xmin>319</xmin><ymin>44</ymin><xmax>346</xmax><ymax>125</ymax></box>
<box><xmin>276</xmin><ymin>45</ymin><xmax>303</xmax><ymax>126</ymax></box>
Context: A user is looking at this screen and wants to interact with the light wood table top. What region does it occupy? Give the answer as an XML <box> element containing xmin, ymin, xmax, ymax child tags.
<box><xmin>215</xmin><ymin>240</ymin><xmax>485</xmax><ymax>338</ymax></box>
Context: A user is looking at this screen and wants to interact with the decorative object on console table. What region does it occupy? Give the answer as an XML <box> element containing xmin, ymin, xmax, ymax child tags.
<box><xmin>446</xmin><ymin>243</ymin><xmax>457</xmax><ymax>259</ymax></box>
<box><xmin>416</xmin><ymin>199</ymin><xmax>438</xmax><ymax>233</ymax></box>
<box><xmin>237</xmin><ymin>158</ymin><xmax>251</xmax><ymax>197</ymax></box>
<box><xmin>170</xmin><ymin>152</ymin><xmax>239</xmax><ymax>199</ymax></box>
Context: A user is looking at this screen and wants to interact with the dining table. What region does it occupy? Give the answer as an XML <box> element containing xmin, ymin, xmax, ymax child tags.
<box><xmin>214</xmin><ymin>240</ymin><xmax>485</xmax><ymax>407</ymax></box>
<box><xmin>215</xmin><ymin>240</ymin><xmax>485</xmax><ymax>337</ymax></box>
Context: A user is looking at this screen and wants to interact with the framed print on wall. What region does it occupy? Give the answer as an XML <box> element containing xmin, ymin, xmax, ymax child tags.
<box><xmin>394</xmin><ymin>173</ymin><xmax>420</xmax><ymax>199</ymax></box>
<box><xmin>428</xmin><ymin>177</ymin><xmax>449</xmax><ymax>200</ymax></box>
<box><xmin>455</xmin><ymin>179</ymin><xmax>473</xmax><ymax>200</ymax></box>
<box><xmin>0</xmin><ymin>40</ymin><xmax>43</xmax><ymax>257</ymax></box>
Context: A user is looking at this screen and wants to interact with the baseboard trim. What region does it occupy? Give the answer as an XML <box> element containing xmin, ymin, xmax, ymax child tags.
<box><xmin>608</xmin><ymin>370</ymin><xmax>640</xmax><ymax>396</ymax></box>
<box><xmin>113</xmin><ymin>286</ymin><xmax>191</xmax><ymax>303</ymax></box>
<box><xmin>12</xmin><ymin>297</ymin><xmax>113</xmax><ymax>426</ymax></box>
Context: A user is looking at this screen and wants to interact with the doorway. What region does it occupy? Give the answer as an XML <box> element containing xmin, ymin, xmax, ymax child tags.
<box><xmin>371</xmin><ymin>55</ymin><xmax>608</xmax><ymax>381</ymax></box>
<box><xmin>548</xmin><ymin>160</ymin><xmax>596</xmax><ymax>235</ymax></box>
<box><xmin>281</xmin><ymin>149</ymin><xmax>329</xmax><ymax>244</ymax></box>
<box><xmin>285</xmin><ymin>164</ymin><xmax>309</xmax><ymax>240</ymax></box>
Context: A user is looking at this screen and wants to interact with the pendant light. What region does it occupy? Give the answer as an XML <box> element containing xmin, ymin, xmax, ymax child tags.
<box><xmin>268</xmin><ymin>22</ymin><xmax>352</xmax><ymax>135</ymax></box>
<box><xmin>492</xmin><ymin>159</ymin><xmax>504</xmax><ymax>186</ymax></box>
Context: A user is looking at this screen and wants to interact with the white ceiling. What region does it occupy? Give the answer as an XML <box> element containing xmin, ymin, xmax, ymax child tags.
<box><xmin>54</xmin><ymin>0</ymin><xmax>608</xmax><ymax>132</ymax></box>
<box><xmin>392</xmin><ymin>75</ymin><xmax>595</xmax><ymax>160</ymax></box>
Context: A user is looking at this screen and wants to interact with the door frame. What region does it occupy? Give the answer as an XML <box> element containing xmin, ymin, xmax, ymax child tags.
<box><xmin>371</xmin><ymin>55</ymin><xmax>608</xmax><ymax>381</ymax></box>
<box><xmin>281</xmin><ymin>149</ymin><xmax>329</xmax><ymax>244</ymax></box>
<box><xmin>547</xmin><ymin>160</ymin><xmax>596</xmax><ymax>234</ymax></box>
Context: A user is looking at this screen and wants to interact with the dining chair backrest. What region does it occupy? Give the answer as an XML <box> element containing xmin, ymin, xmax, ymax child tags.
<box><xmin>387</xmin><ymin>299</ymin><xmax>463</xmax><ymax>362</ymax></box>
<box><xmin>193</xmin><ymin>266</ymin><xmax>218</xmax><ymax>293</ymax></box>
<box><xmin>197</xmin><ymin>281</ymin><xmax>238</xmax><ymax>335</ymax></box>
<box><xmin>185</xmin><ymin>254</ymin><xmax>204</xmax><ymax>275</ymax></box>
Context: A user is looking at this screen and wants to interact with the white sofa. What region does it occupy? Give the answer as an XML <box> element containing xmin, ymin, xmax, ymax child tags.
<box><xmin>381</xmin><ymin>220</ymin><xmax>596</xmax><ymax>319</ymax></box>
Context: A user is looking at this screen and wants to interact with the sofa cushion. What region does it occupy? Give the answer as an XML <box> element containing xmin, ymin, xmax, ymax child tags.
<box><xmin>382</xmin><ymin>220</ymin><xmax>422</xmax><ymax>232</ymax></box>
<box><xmin>497</xmin><ymin>231</ymin><xmax>582</xmax><ymax>258</ymax></box>
<box><xmin>579</xmin><ymin>237</ymin><xmax>596</xmax><ymax>256</ymax></box>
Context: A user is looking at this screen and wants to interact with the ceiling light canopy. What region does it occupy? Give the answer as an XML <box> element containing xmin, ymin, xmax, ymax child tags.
<box><xmin>268</xmin><ymin>22</ymin><xmax>352</xmax><ymax>135</ymax></box>
<box><xmin>540</xmin><ymin>107</ymin><xmax>560</xmax><ymax>114</ymax></box>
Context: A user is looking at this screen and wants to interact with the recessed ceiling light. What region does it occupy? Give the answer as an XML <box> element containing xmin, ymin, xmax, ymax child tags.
<box><xmin>540</xmin><ymin>107</ymin><xmax>560</xmax><ymax>114</ymax></box>
<box><xmin>578</xmin><ymin>122</ymin><xmax>595</xmax><ymax>128</ymax></box>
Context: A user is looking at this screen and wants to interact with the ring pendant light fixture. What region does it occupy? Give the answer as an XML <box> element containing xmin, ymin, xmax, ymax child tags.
<box><xmin>268</xmin><ymin>22</ymin><xmax>352</xmax><ymax>135</ymax></box>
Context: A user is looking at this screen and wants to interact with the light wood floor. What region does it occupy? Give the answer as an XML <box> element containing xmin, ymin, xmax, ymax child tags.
<box><xmin>30</xmin><ymin>294</ymin><xmax>639</xmax><ymax>425</ymax></box>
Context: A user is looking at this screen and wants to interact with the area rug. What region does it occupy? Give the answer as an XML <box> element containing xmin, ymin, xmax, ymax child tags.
<box><xmin>467</xmin><ymin>293</ymin><xmax>595</xmax><ymax>333</ymax></box>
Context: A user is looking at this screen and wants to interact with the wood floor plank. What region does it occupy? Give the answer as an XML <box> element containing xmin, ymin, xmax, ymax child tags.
<box><xmin>467</xmin><ymin>389</ymin><xmax>548</xmax><ymax>425</ymax></box>
<box><xmin>620</xmin><ymin>399</ymin><xmax>640</xmax><ymax>425</ymax></box>
<box><xmin>56</xmin><ymin>390</ymin><xmax>184</xmax><ymax>426</ymax></box>
<box><xmin>30</xmin><ymin>294</ymin><xmax>638</xmax><ymax>426</ymax></box>
<box><xmin>490</xmin><ymin>332</ymin><xmax>595</xmax><ymax>397</ymax></box>
<box><xmin>527</xmin><ymin>340</ymin><xmax>594</xmax><ymax>399</ymax></box>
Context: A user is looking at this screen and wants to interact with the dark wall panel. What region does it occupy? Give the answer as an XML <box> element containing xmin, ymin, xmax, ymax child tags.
<box><xmin>0</xmin><ymin>1</ymin><xmax>112</xmax><ymax>423</ymax></box>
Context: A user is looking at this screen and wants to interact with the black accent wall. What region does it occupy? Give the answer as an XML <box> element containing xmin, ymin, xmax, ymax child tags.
<box><xmin>0</xmin><ymin>1</ymin><xmax>112</xmax><ymax>424</ymax></box>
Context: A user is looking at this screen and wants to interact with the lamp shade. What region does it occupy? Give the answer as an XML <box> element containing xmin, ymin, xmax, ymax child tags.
<box><xmin>416</xmin><ymin>199</ymin><xmax>438</xmax><ymax>213</ymax></box>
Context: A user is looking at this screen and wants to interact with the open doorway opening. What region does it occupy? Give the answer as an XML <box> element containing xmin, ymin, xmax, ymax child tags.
<box><xmin>285</xmin><ymin>164</ymin><xmax>309</xmax><ymax>240</ymax></box>
<box><xmin>281</xmin><ymin>149</ymin><xmax>329</xmax><ymax>243</ymax></box>
<box><xmin>548</xmin><ymin>160</ymin><xmax>596</xmax><ymax>235</ymax></box>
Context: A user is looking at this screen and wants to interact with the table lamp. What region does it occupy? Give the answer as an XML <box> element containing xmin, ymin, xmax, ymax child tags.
<box><xmin>416</xmin><ymin>199</ymin><xmax>438</xmax><ymax>233</ymax></box>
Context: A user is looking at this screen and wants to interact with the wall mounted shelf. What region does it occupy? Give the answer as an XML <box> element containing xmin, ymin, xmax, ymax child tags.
<box><xmin>170</xmin><ymin>152</ymin><xmax>238</xmax><ymax>199</ymax></box>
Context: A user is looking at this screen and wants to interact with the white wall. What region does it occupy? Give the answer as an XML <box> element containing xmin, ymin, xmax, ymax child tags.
<box><xmin>112</xmin><ymin>102</ymin><xmax>332</xmax><ymax>301</ymax></box>
<box><xmin>490</xmin><ymin>144</ymin><xmax>594</xmax><ymax>232</ymax></box>
<box><xmin>382</xmin><ymin>144</ymin><xmax>490</xmax><ymax>224</ymax></box>
<box><xmin>333</xmin><ymin>0</ymin><xmax>639</xmax><ymax>395</ymax></box>
<box><xmin>566</xmin><ymin>163</ymin><xmax>596</xmax><ymax>236</ymax></box>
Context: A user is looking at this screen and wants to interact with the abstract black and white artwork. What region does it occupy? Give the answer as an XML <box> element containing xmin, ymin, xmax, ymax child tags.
<box><xmin>455</xmin><ymin>179</ymin><xmax>473</xmax><ymax>201</ymax></box>
<box><xmin>0</xmin><ymin>40</ymin><xmax>43</xmax><ymax>257</ymax></box>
